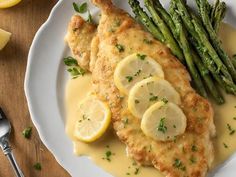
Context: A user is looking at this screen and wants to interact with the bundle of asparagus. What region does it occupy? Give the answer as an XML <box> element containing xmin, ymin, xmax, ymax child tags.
<box><xmin>128</xmin><ymin>0</ymin><xmax>236</xmax><ymax>104</ymax></box>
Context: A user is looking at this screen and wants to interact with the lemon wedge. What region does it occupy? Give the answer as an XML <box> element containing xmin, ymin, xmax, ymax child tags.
<box><xmin>114</xmin><ymin>53</ymin><xmax>164</xmax><ymax>94</ymax></box>
<box><xmin>0</xmin><ymin>0</ymin><xmax>21</xmax><ymax>8</ymax></box>
<box><xmin>141</xmin><ymin>101</ymin><xmax>186</xmax><ymax>141</ymax></box>
<box><xmin>0</xmin><ymin>29</ymin><xmax>11</xmax><ymax>50</ymax></box>
<box><xmin>128</xmin><ymin>77</ymin><xmax>181</xmax><ymax>118</ymax></box>
<box><xmin>74</xmin><ymin>96</ymin><xmax>111</xmax><ymax>143</ymax></box>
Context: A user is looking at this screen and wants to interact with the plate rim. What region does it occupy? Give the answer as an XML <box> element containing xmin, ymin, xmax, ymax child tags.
<box><xmin>24</xmin><ymin>0</ymin><xmax>69</xmax><ymax>173</ymax></box>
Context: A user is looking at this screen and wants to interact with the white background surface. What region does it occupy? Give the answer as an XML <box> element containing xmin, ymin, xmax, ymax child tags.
<box><xmin>24</xmin><ymin>0</ymin><xmax>236</xmax><ymax>176</ymax></box>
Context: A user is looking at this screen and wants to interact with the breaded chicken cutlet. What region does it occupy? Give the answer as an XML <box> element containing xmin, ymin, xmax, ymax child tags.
<box><xmin>65</xmin><ymin>0</ymin><xmax>216</xmax><ymax>176</ymax></box>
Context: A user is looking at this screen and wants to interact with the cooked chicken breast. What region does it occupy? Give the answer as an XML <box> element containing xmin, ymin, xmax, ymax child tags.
<box><xmin>66</xmin><ymin>0</ymin><xmax>216</xmax><ymax>176</ymax></box>
<box><xmin>65</xmin><ymin>15</ymin><xmax>97</xmax><ymax>71</ymax></box>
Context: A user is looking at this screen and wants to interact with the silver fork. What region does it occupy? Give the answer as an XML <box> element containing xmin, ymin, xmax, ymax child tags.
<box><xmin>0</xmin><ymin>107</ymin><xmax>24</xmax><ymax>177</ymax></box>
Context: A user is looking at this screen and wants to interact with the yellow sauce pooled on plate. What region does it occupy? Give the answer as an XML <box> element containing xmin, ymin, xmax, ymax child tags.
<box><xmin>65</xmin><ymin>23</ymin><xmax>236</xmax><ymax>177</ymax></box>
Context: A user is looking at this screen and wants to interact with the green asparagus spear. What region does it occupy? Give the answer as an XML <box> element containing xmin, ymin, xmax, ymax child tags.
<box><xmin>146</xmin><ymin>0</ymin><xmax>224</xmax><ymax>102</ymax></box>
<box><xmin>190</xmin><ymin>35</ymin><xmax>236</xmax><ymax>94</ymax></box>
<box><xmin>212</xmin><ymin>1</ymin><xmax>226</xmax><ymax>32</ymax></box>
<box><xmin>169</xmin><ymin>1</ymin><xmax>207</xmax><ymax>97</ymax></box>
<box><xmin>128</xmin><ymin>0</ymin><xmax>165</xmax><ymax>43</ymax></box>
<box><xmin>153</xmin><ymin>0</ymin><xmax>179</xmax><ymax>40</ymax></box>
<box><xmin>188</xmin><ymin>10</ymin><xmax>236</xmax><ymax>94</ymax></box>
<box><xmin>144</xmin><ymin>0</ymin><xmax>185</xmax><ymax>63</ymax></box>
<box><xmin>174</xmin><ymin>0</ymin><xmax>234</xmax><ymax>85</ymax></box>
<box><xmin>191</xmin><ymin>13</ymin><xmax>232</xmax><ymax>82</ymax></box>
<box><xmin>210</xmin><ymin>0</ymin><xmax>220</xmax><ymax>24</ymax></box>
<box><xmin>192</xmin><ymin>51</ymin><xmax>224</xmax><ymax>104</ymax></box>
<box><xmin>170</xmin><ymin>1</ymin><xmax>224</xmax><ymax>103</ymax></box>
<box><xmin>196</xmin><ymin>0</ymin><xmax>212</xmax><ymax>16</ymax></box>
<box><xmin>197</xmin><ymin>0</ymin><xmax>236</xmax><ymax>82</ymax></box>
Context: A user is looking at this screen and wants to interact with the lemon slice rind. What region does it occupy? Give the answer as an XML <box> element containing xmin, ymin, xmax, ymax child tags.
<box><xmin>114</xmin><ymin>53</ymin><xmax>164</xmax><ymax>94</ymax></box>
<box><xmin>74</xmin><ymin>96</ymin><xmax>111</xmax><ymax>143</ymax></box>
<box><xmin>0</xmin><ymin>0</ymin><xmax>21</xmax><ymax>9</ymax></box>
<box><xmin>128</xmin><ymin>77</ymin><xmax>181</xmax><ymax>118</ymax></box>
<box><xmin>141</xmin><ymin>101</ymin><xmax>186</xmax><ymax>141</ymax></box>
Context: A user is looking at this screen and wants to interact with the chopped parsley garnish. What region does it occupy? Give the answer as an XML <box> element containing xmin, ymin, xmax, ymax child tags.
<box><xmin>33</xmin><ymin>163</ymin><xmax>42</xmax><ymax>171</ymax></box>
<box><xmin>114</xmin><ymin>19</ymin><xmax>121</xmax><ymax>27</ymax></box>
<box><xmin>67</xmin><ymin>67</ymin><xmax>85</xmax><ymax>78</ymax></box>
<box><xmin>134</xmin><ymin>168</ymin><xmax>140</xmax><ymax>175</ymax></box>
<box><xmin>143</xmin><ymin>39</ymin><xmax>153</xmax><ymax>44</ymax></box>
<box><xmin>106</xmin><ymin>151</ymin><xmax>112</xmax><ymax>158</ymax></box>
<box><xmin>82</xmin><ymin>114</ymin><xmax>87</xmax><ymax>120</ymax></box>
<box><xmin>157</xmin><ymin>118</ymin><xmax>167</xmax><ymax>134</ymax></box>
<box><xmin>73</xmin><ymin>27</ymin><xmax>79</xmax><ymax>32</ymax></box>
<box><xmin>227</xmin><ymin>124</ymin><xmax>235</xmax><ymax>135</ymax></box>
<box><xmin>115</xmin><ymin>44</ymin><xmax>125</xmax><ymax>52</ymax></box>
<box><xmin>73</xmin><ymin>2</ymin><xmax>87</xmax><ymax>13</ymax></box>
<box><xmin>123</xmin><ymin>118</ymin><xmax>129</xmax><ymax>127</ymax></box>
<box><xmin>230</xmin><ymin>130</ymin><xmax>235</xmax><ymax>135</ymax></box>
<box><xmin>137</xmin><ymin>53</ymin><xmax>146</xmax><ymax>60</ymax></box>
<box><xmin>223</xmin><ymin>143</ymin><xmax>229</xmax><ymax>149</ymax></box>
<box><xmin>87</xmin><ymin>10</ymin><xmax>93</xmax><ymax>23</ymax></box>
<box><xmin>22</xmin><ymin>127</ymin><xmax>32</xmax><ymax>139</ymax></box>
<box><xmin>190</xmin><ymin>156</ymin><xmax>196</xmax><ymax>164</ymax></box>
<box><xmin>126</xmin><ymin>76</ymin><xmax>133</xmax><ymax>82</ymax></box>
<box><xmin>109</xmin><ymin>19</ymin><xmax>121</xmax><ymax>32</ymax></box>
<box><xmin>135</xmin><ymin>99</ymin><xmax>140</xmax><ymax>104</ymax></box>
<box><xmin>173</xmin><ymin>125</ymin><xmax>176</xmax><ymax>128</ymax></box>
<box><xmin>79</xmin><ymin>114</ymin><xmax>90</xmax><ymax>122</ymax></box>
<box><xmin>161</xmin><ymin>98</ymin><xmax>169</xmax><ymax>104</ymax></box>
<box><xmin>173</xmin><ymin>159</ymin><xmax>186</xmax><ymax>171</ymax></box>
<box><xmin>149</xmin><ymin>93</ymin><xmax>158</xmax><ymax>102</ymax></box>
<box><xmin>191</xmin><ymin>145</ymin><xmax>198</xmax><ymax>152</ymax></box>
<box><xmin>102</xmin><ymin>146</ymin><xmax>115</xmax><ymax>162</ymax></box>
<box><xmin>126</xmin><ymin>172</ymin><xmax>131</xmax><ymax>175</ymax></box>
<box><xmin>64</xmin><ymin>56</ymin><xmax>78</xmax><ymax>66</ymax></box>
<box><xmin>64</xmin><ymin>56</ymin><xmax>86</xmax><ymax>78</ymax></box>
<box><xmin>124</xmin><ymin>118</ymin><xmax>129</xmax><ymax>124</ymax></box>
<box><xmin>233</xmin><ymin>117</ymin><xmax>236</xmax><ymax>120</ymax></box>
<box><xmin>134</xmin><ymin>69</ymin><xmax>142</xmax><ymax>76</ymax></box>
<box><xmin>104</xmin><ymin>151</ymin><xmax>112</xmax><ymax>161</ymax></box>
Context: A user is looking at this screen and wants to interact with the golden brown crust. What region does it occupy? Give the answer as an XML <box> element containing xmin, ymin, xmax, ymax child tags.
<box><xmin>65</xmin><ymin>15</ymin><xmax>97</xmax><ymax>70</ymax></box>
<box><xmin>66</xmin><ymin>2</ymin><xmax>215</xmax><ymax>177</ymax></box>
<box><xmin>92</xmin><ymin>2</ymin><xmax>215</xmax><ymax>176</ymax></box>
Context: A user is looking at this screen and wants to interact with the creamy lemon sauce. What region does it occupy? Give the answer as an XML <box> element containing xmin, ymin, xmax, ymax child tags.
<box><xmin>212</xmin><ymin>23</ymin><xmax>236</xmax><ymax>167</ymax></box>
<box><xmin>65</xmin><ymin>23</ymin><xmax>236</xmax><ymax>177</ymax></box>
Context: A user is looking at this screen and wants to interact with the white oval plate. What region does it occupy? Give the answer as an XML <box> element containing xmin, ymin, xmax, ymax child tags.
<box><xmin>24</xmin><ymin>0</ymin><xmax>236</xmax><ymax>176</ymax></box>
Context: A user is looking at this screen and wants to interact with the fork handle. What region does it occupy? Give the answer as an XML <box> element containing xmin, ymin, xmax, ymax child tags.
<box><xmin>4</xmin><ymin>147</ymin><xmax>24</xmax><ymax>177</ymax></box>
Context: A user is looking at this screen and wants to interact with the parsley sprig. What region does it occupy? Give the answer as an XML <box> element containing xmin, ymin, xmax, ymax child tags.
<box><xmin>173</xmin><ymin>159</ymin><xmax>186</xmax><ymax>171</ymax></box>
<box><xmin>72</xmin><ymin>2</ymin><xmax>93</xmax><ymax>23</ymax></box>
<box><xmin>64</xmin><ymin>56</ymin><xmax>86</xmax><ymax>79</ymax></box>
<box><xmin>22</xmin><ymin>127</ymin><xmax>32</xmax><ymax>139</ymax></box>
<box><xmin>73</xmin><ymin>2</ymin><xmax>87</xmax><ymax>13</ymax></box>
<box><xmin>33</xmin><ymin>162</ymin><xmax>42</xmax><ymax>171</ymax></box>
<box><xmin>157</xmin><ymin>117</ymin><xmax>167</xmax><ymax>134</ymax></box>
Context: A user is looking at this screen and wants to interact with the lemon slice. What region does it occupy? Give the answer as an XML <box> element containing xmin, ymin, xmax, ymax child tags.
<box><xmin>128</xmin><ymin>77</ymin><xmax>181</xmax><ymax>118</ymax></box>
<box><xmin>74</xmin><ymin>96</ymin><xmax>111</xmax><ymax>143</ymax></box>
<box><xmin>114</xmin><ymin>53</ymin><xmax>164</xmax><ymax>94</ymax></box>
<box><xmin>141</xmin><ymin>101</ymin><xmax>186</xmax><ymax>141</ymax></box>
<box><xmin>0</xmin><ymin>29</ymin><xmax>11</xmax><ymax>50</ymax></box>
<box><xmin>0</xmin><ymin>0</ymin><xmax>21</xmax><ymax>8</ymax></box>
